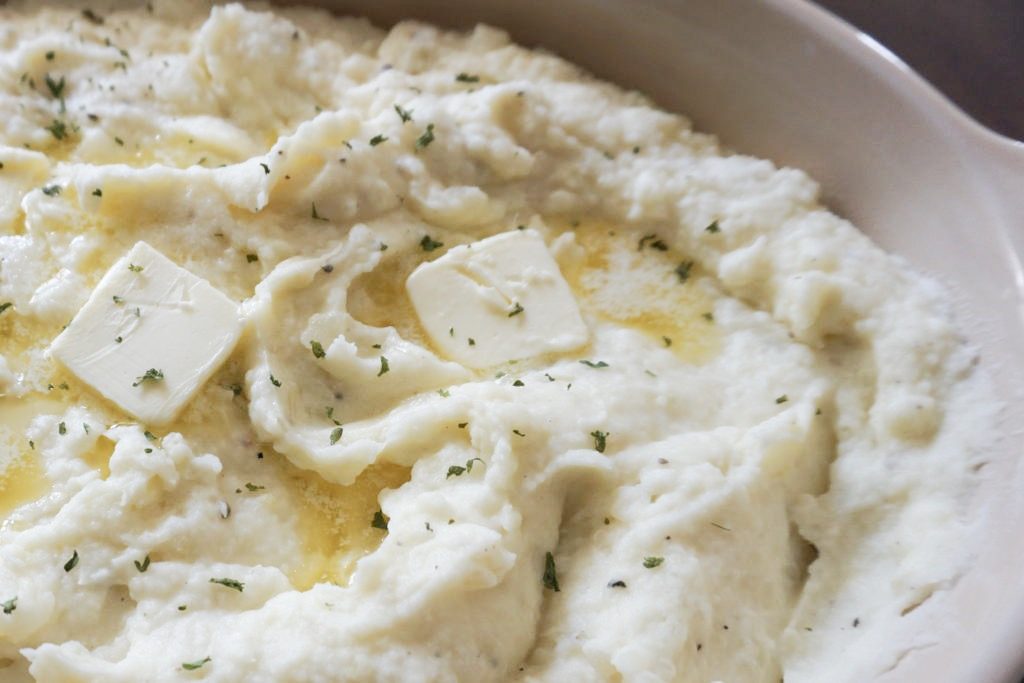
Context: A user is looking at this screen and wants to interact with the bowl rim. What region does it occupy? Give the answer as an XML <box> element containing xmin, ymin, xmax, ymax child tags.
<box><xmin>765</xmin><ymin>3</ymin><xmax>1024</xmax><ymax>681</ymax></box>
<box><xmin>776</xmin><ymin>0</ymin><xmax>1024</xmax><ymax>224</ymax></box>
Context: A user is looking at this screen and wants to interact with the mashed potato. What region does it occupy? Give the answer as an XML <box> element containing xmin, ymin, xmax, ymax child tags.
<box><xmin>0</xmin><ymin>2</ymin><xmax>997</xmax><ymax>682</ymax></box>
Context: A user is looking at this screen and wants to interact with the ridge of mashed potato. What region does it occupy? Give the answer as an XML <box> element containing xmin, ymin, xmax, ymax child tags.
<box><xmin>0</xmin><ymin>2</ymin><xmax>997</xmax><ymax>682</ymax></box>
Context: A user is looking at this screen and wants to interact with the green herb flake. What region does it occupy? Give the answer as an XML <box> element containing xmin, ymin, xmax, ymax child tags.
<box><xmin>82</xmin><ymin>8</ymin><xmax>105</xmax><ymax>24</ymax></box>
<box><xmin>114</xmin><ymin>136</ymin><xmax>124</xmax><ymax>146</ymax></box>
<box><xmin>44</xmin><ymin>73</ymin><xmax>65</xmax><ymax>101</ymax></box>
<box><xmin>447</xmin><ymin>457</ymin><xmax>484</xmax><ymax>479</ymax></box>
<box><xmin>457</xmin><ymin>422</ymin><xmax>468</xmax><ymax>429</ymax></box>
<box><xmin>132</xmin><ymin>368</ymin><xmax>164</xmax><ymax>387</ymax></box>
<box><xmin>134</xmin><ymin>554</ymin><xmax>151</xmax><ymax>573</ymax></box>
<box><xmin>182</xmin><ymin>657</ymin><xmax>211</xmax><ymax>671</ymax></box>
<box><xmin>468</xmin><ymin>338</ymin><xmax>476</xmax><ymax>346</ymax></box>
<box><xmin>512</xmin><ymin>429</ymin><xmax>525</xmax><ymax>437</ymax></box>
<box><xmin>675</xmin><ymin>260</ymin><xmax>694</xmax><ymax>283</ymax></box>
<box><xmin>0</xmin><ymin>302</ymin><xmax>12</xmax><ymax>315</ymax></box>
<box><xmin>209</xmin><ymin>577</ymin><xmax>244</xmax><ymax>592</ymax></box>
<box><xmin>259</xmin><ymin>162</ymin><xmax>270</xmax><ymax>174</ymax></box>
<box><xmin>394</xmin><ymin>104</ymin><xmax>413</xmax><ymax>123</ymax></box>
<box><xmin>244</xmin><ymin>483</ymin><xmax>265</xmax><ymax>492</ymax></box>
<box><xmin>705</xmin><ymin>220</ymin><xmax>721</xmax><ymax>234</ymax></box>
<box><xmin>415</xmin><ymin>123</ymin><xmax>435</xmax><ymax>150</ymax></box>
<box><xmin>775</xmin><ymin>395</ymin><xmax>789</xmax><ymax>404</ymax></box>
<box><xmin>543</xmin><ymin>551</ymin><xmax>560</xmax><ymax>591</ymax></box>
<box><xmin>310</xmin><ymin>340</ymin><xmax>326</xmax><ymax>359</ymax></box>
<box><xmin>368</xmin><ymin>134</ymin><xmax>388</xmax><ymax>147</ymax></box>
<box><xmin>437</xmin><ymin>388</ymin><xmax>450</xmax><ymax>398</ymax></box>
<box><xmin>702</xmin><ymin>312</ymin><xmax>714</xmax><ymax>322</ymax></box>
<box><xmin>246</xmin><ymin>253</ymin><xmax>259</xmax><ymax>263</ymax></box>
<box><xmin>637</xmin><ymin>234</ymin><xmax>668</xmax><ymax>252</ymax></box>
<box><xmin>45</xmin><ymin>51</ymin><xmax>55</xmax><ymax>61</ymax></box>
<box><xmin>127</xmin><ymin>263</ymin><xmax>142</xmax><ymax>272</ymax></box>
<box><xmin>269</xmin><ymin>374</ymin><xmax>282</xmax><ymax>388</ymax></box>
<box><xmin>1</xmin><ymin>597</ymin><xmax>16</xmax><ymax>614</ymax></box>
<box><xmin>144</xmin><ymin>430</ymin><xmax>157</xmax><ymax>442</ymax></box>
<box><xmin>662</xmin><ymin>336</ymin><xmax>672</xmax><ymax>347</ymax></box>
<box><xmin>507</xmin><ymin>302</ymin><xmax>524</xmax><ymax>317</ymax></box>
<box><xmin>377</xmin><ymin>356</ymin><xmax>390</xmax><ymax>377</ymax></box>
<box><xmin>590</xmin><ymin>430</ymin><xmax>608</xmax><ymax>453</ymax></box>
<box><xmin>58</xmin><ymin>421</ymin><xmax>67</xmax><ymax>436</ymax></box>
<box><xmin>177</xmin><ymin>604</ymin><xmax>187</xmax><ymax>611</ymax></box>
<box><xmin>371</xmin><ymin>509</ymin><xmax>389</xmax><ymax>530</ymax></box>
<box><xmin>420</xmin><ymin>235</ymin><xmax>443</xmax><ymax>252</ymax></box>
<box><xmin>41</xmin><ymin>184</ymin><xmax>61</xmax><ymax>196</ymax></box>
<box><xmin>642</xmin><ymin>556</ymin><xmax>664</xmax><ymax>569</ymax></box>
<box><xmin>455</xmin><ymin>73</ymin><xmax>480</xmax><ymax>83</ymax></box>
<box><xmin>329</xmin><ymin>426</ymin><xmax>343</xmax><ymax>445</ymax></box>
<box><xmin>311</xmin><ymin>202</ymin><xmax>328</xmax><ymax>222</ymax></box>
<box><xmin>579</xmin><ymin>360</ymin><xmax>609</xmax><ymax>369</ymax></box>
<box><xmin>63</xmin><ymin>549</ymin><xmax>79</xmax><ymax>572</ymax></box>
<box><xmin>45</xmin><ymin>119</ymin><xmax>68</xmax><ymax>141</ymax></box>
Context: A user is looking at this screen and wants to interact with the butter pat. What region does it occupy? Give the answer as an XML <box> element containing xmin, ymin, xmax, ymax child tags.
<box><xmin>406</xmin><ymin>229</ymin><xmax>588</xmax><ymax>368</ymax></box>
<box><xmin>50</xmin><ymin>242</ymin><xmax>243</xmax><ymax>425</ymax></box>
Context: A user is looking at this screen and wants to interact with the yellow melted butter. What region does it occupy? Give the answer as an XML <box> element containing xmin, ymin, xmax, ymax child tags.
<box><xmin>0</xmin><ymin>212</ymin><xmax>717</xmax><ymax>588</ymax></box>
<box><xmin>347</xmin><ymin>254</ymin><xmax>435</xmax><ymax>351</ymax></box>
<box><xmin>0</xmin><ymin>395</ymin><xmax>61</xmax><ymax>518</ymax></box>
<box><xmin>82</xmin><ymin>436</ymin><xmax>115</xmax><ymax>480</ymax></box>
<box><xmin>280</xmin><ymin>461</ymin><xmax>410</xmax><ymax>590</ymax></box>
<box><xmin>562</xmin><ymin>221</ymin><xmax>720</xmax><ymax>364</ymax></box>
<box><xmin>0</xmin><ymin>451</ymin><xmax>48</xmax><ymax>521</ymax></box>
<box><xmin>0</xmin><ymin>312</ymin><xmax>65</xmax><ymax>368</ymax></box>
<box><xmin>0</xmin><ymin>394</ymin><xmax>119</xmax><ymax>516</ymax></box>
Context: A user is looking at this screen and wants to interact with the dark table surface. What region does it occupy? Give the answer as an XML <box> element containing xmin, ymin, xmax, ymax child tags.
<box><xmin>814</xmin><ymin>0</ymin><xmax>1024</xmax><ymax>142</ymax></box>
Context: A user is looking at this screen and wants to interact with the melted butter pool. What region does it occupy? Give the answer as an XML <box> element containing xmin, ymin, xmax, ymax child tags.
<box><xmin>562</xmin><ymin>222</ymin><xmax>720</xmax><ymax>364</ymax></box>
<box><xmin>347</xmin><ymin>252</ymin><xmax>435</xmax><ymax>351</ymax></box>
<box><xmin>0</xmin><ymin>450</ymin><xmax>47</xmax><ymax>521</ymax></box>
<box><xmin>279</xmin><ymin>460</ymin><xmax>411</xmax><ymax>590</ymax></box>
<box><xmin>0</xmin><ymin>395</ymin><xmax>62</xmax><ymax>519</ymax></box>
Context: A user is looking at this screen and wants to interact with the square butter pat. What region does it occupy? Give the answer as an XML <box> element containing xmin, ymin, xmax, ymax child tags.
<box><xmin>50</xmin><ymin>241</ymin><xmax>243</xmax><ymax>425</ymax></box>
<box><xmin>406</xmin><ymin>229</ymin><xmax>588</xmax><ymax>368</ymax></box>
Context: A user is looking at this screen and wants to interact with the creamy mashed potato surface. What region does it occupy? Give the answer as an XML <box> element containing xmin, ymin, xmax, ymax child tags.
<box><xmin>0</xmin><ymin>2</ymin><xmax>998</xmax><ymax>682</ymax></box>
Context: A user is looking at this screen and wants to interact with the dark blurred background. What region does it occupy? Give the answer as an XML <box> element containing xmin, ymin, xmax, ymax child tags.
<box><xmin>815</xmin><ymin>0</ymin><xmax>1024</xmax><ymax>141</ymax></box>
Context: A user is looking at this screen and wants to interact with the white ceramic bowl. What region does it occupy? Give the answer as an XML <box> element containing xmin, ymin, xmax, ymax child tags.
<box><xmin>298</xmin><ymin>1</ymin><xmax>1024</xmax><ymax>680</ymax></box>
